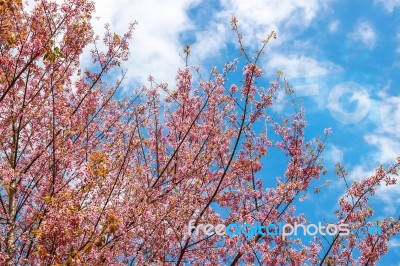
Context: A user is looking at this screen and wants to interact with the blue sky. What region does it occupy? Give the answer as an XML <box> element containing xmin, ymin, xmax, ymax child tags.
<box><xmin>81</xmin><ymin>0</ymin><xmax>400</xmax><ymax>263</ymax></box>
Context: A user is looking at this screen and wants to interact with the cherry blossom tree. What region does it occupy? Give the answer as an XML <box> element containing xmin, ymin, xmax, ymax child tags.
<box><xmin>1</xmin><ymin>0</ymin><xmax>399</xmax><ymax>265</ymax></box>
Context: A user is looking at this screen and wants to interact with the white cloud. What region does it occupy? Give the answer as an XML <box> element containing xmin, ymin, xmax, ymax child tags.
<box><xmin>375</xmin><ymin>0</ymin><xmax>400</xmax><ymax>12</ymax></box>
<box><xmin>190</xmin><ymin>0</ymin><xmax>336</xmax><ymax>80</ymax></box>
<box><xmin>190</xmin><ymin>22</ymin><xmax>228</xmax><ymax>63</ymax></box>
<box><xmin>348</xmin><ymin>165</ymin><xmax>376</xmax><ymax>182</ymax></box>
<box><xmin>263</xmin><ymin>53</ymin><xmax>342</xmax><ymax>110</ymax></box>
<box><xmin>327</xmin><ymin>145</ymin><xmax>345</xmax><ymax>164</ymax></box>
<box><xmin>364</xmin><ymin>135</ymin><xmax>400</xmax><ymax>164</ymax></box>
<box><xmin>265</xmin><ymin>54</ymin><xmax>342</xmax><ymax>79</ymax></box>
<box><xmin>218</xmin><ymin>0</ymin><xmax>328</xmax><ymax>45</ymax></box>
<box><xmin>371</xmin><ymin>90</ymin><xmax>400</xmax><ymax>131</ymax></box>
<box><xmin>364</xmin><ymin>92</ymin><xmax>400</xmax><ymax>163</ymax></box>
<box><xmin>389</xmin><ymin>238</ymin><xmax>400</xmax><ymax>248</ymax></box>
<box><xmin>349</xmin><ymin>21</ymin><xmax>377</xmax><ymax>50</ymax></box>
<box><xmin>262</xmin><ymin>53</ymin><xmax>342</xmax><ymax>116</ymax></box>
<box><xmin>328</xmin><ymin>20</ymin><xmax>340</xmax><ymax>33</ymax></box>
<box><xmin>349</xmin><ymin>91</ymin><xmax>400</xmax><ymax>215</ymax></box>
<box><xmin>293</xmin><ymin>84</ymin><xmax>319</xmax><ymax>96</ymax></box>
<box><xmin>78</xmin><ymin>0</ymin><xmax>201</xmax><ymax>88</ymax></box>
